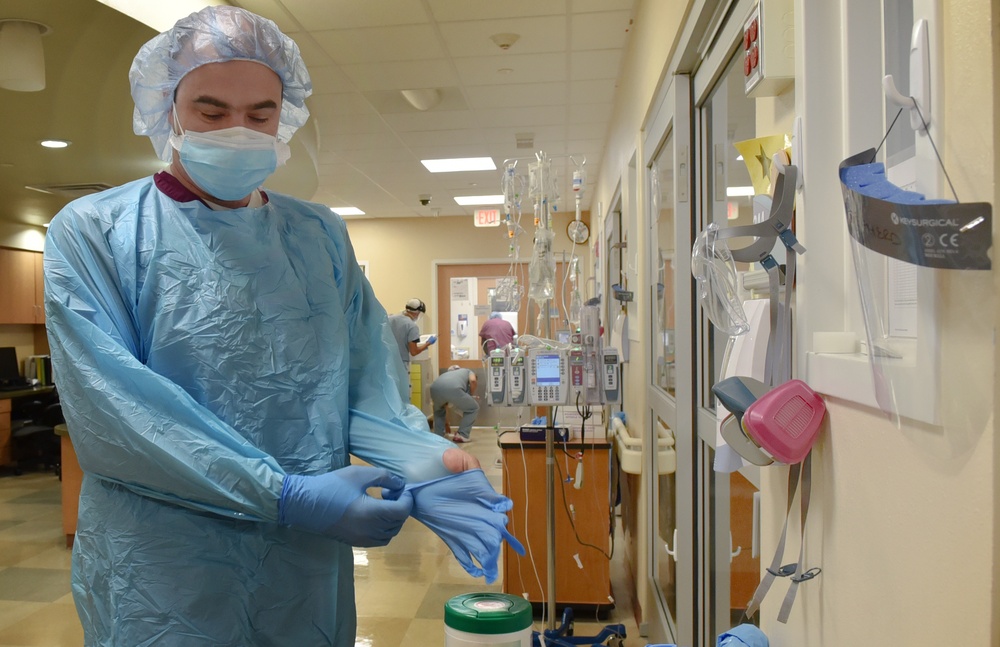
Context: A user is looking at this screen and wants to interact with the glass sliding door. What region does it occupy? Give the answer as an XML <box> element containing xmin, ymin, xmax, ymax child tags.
<box><xmin>642</xmin><ymin>73</ymin><xmax>693</xmax><ymax>647</ymax></box>
<box><xmin>692</xmin><ymin>25</ymin><xmax>764</xmax><ymax>644</ymax></box>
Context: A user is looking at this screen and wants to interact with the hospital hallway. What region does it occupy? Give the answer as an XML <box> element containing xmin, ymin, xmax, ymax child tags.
<box><xmin>0</xmin><ymin>430</ymin><xmax>640</xmax><ymax>646</ymax></box>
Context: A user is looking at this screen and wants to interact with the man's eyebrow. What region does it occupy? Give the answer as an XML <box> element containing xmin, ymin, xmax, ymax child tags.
<box><xmin>192</xmin><ymin>96</ymin><xmax>279</xmax><ymax>111</ymax></box>
<box><xmin>192</xmin><ymin>95</ymin><xmax>229</xmax><ymax>109</ymax></box>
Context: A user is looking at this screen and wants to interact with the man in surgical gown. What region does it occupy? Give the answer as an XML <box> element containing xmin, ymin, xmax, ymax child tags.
<box><xmin>43</xmin><ymin>7</ymin><xmax>520</xmax><ymax>646</ymax></box>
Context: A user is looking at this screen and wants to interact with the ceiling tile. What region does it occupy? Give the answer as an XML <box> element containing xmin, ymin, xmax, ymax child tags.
<box><xmin>381</xmin><ymin>110</ymin><xmax>479</xmax><ymax>133</ymax></box>
<box><xmin>341</xmin><ymin>60</ymin><xmax>459</xmax><ymax>92</ymax></box>
<box><xmin>573</xmin><ymin>0</ymin><xmax>637</xmax><ymax>12</ymax></box>
<box><xmin>278</xmin><ymin>0</ymin><xmax>431</xmax><ymax>30</ymax></box>
<box><xmin>312</xmin><ymin>25</ymin><xmax>447</xmax><ymax>65</ymax></box>
<box><xmin>569</xmin><ymin>78</ymin><xmax>618</xmax><ymax>104</ymax></box>
<box><xmin>571</xmin><ymin>11</ymin><xmax>633</xmax><ymax>51</ymax></box>
<box><xmin>476</xmin><ymin>106</ymin><xmax>567</xmax><ymax>130</ymax></box>
<box><xmin>304</xmin><ymin>65</ymin><xmax>357</xmax><ymax>94</ymax></box>
<box><xmin>454</xmin><ymin>52</ymin><xmax>567</xmax><ymax>86</ymax></box>
<box><xmin>428</xmin><ymin>0</ymin><xmax>567</xmax><ymax>22</ymax></box>
<box><xmin>570</xmin><ymin>50</ymin><xmax>623</xmax><ymax>80</ymax></box>
<box><xmin>464</xmin><ymin>82</ymin><xmax>568</xmax><ymax>109</ymax></box>
<box><xmin>570</xmin><ymin>103</ymin><xmax>613</xmax><ymax>124</ymax></box>
<box><xmin>398</xmin><ymin>129</ymin><xmax>487</xmax><ymax>149</ymax></box>
<box><xmin>437</xmin><ymin>16</ymin><xmax>566</xmax><ymax>57</ymax></box>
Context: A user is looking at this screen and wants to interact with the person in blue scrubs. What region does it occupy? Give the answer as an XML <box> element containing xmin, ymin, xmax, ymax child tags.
<box><xmin>44</xmin><ymin>7</ymin><xmax>520</xmax><ymax>646</ymax></box>
<box><xmin>431</xmin><ymin>366</ymin><xmax>480</xmax><ymax>442</ymax></box>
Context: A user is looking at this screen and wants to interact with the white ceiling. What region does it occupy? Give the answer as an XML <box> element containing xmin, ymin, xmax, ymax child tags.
<box><xmin>0</xmin><ymin>0</ymin><xmax>637</xmax><ymax>228</ymax></box>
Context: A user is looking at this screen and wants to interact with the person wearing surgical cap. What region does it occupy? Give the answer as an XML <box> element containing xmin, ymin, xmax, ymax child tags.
<box><xmin>43</xmin><ymin>7</ymin><xmax>523</xmax><ymax>646</ymax></box>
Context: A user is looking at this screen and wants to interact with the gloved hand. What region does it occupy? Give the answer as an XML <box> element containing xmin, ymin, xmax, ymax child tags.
<box><xmin>426</xmin><ymin>335</ymin><xmax>437</xmax><ymax>345</ymax></box>
<box><xmin>407</xmin><ymin>469</ymin><xmax>525</xmax><ymax>583</ymax></box>
<box><xmin>279</xmin><ymin>465</ymin><xmax>413</xmax><ymax>547</ymax></box>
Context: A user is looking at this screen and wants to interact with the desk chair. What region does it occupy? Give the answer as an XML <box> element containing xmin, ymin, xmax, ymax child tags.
<box><xmin>11</xmin><ymin>402</ymin><xmax>64</xmax><ymax>477</ymax></box>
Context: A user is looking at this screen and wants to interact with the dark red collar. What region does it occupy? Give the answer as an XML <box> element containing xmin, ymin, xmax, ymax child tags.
<box><xmin>153</xmin><ymin>171</ymin><xmax>269</xmax><ymax>206</ymax></box>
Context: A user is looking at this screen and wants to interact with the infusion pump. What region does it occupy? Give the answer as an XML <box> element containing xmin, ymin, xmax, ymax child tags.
<box><xmin>487</xmin><ymin>344</ymin><xmax>619</xmax><ymax>407</ymax></box>
<box><xmin>488</xmin><ymin>347</ymin><xmax>527</xmax><ymax>406</ymax></box>
<box><xmin>526</xmin><ymin>347</ymin><xmax>568</xmax><ymax>405</ymax></box>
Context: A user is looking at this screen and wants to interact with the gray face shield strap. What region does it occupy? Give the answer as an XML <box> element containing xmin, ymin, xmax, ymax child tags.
<box><xmin>713</xmin><ymin>165</ymin><xmax>803</xmax><ymax>387</ymax></box>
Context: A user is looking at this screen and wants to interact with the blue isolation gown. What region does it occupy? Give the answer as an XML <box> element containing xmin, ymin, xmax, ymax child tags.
<box><xmin>44</xmin><ymin>174</ymin><xmax>455</xmax><ymax>647</ymax></box>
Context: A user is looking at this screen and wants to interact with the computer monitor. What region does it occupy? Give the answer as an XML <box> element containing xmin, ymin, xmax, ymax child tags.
<box><xmin>0</xmin><ymin>347</ymin><xmax>24</xmax><ymax>386</ymax></box>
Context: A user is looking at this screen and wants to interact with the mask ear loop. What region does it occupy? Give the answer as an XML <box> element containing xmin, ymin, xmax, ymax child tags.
<box><xmin>168</xmin><ymin>102</ymin><xmax>187</xmax><ymax>153</ymax></box>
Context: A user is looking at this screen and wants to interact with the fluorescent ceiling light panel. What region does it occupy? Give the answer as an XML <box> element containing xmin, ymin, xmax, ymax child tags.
<box><xmin>421</xmin><ymin>157</ymin><xmax>496</xmax><ymax>173</ymax></box>
<box><xmin>726</xmin><ymin>186</ymin><xmax>755</xmax><ymax>197</ymax></box>
<box><xmin>330</xmin><ymin>207</ymin><xmax>365</xmax><ymax>216</ymax></box>
<box><xmin>96</xmin><ymin>0</ymin><xmax>227</xmax><ymax>31</ymax></box>
<box><xmin>454</xmin><ymin>195</ymin><xmax>504</xmax><ymax>206</ymax></box>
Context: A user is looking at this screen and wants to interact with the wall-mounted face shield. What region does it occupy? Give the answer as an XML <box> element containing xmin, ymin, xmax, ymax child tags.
<box><xmin>691</xmin><ymin>223</ymin><xmax>749</xmax><ymax>336</ymax></box>
<box><xmin>839</xmin><ymin>148</ymin><xmax>992</xmax><ymax>429</ymax></box>
<box><xmin>693</xmin><ymin>165</ymin><xmax>803</xmax><ymax>386</ymax></box>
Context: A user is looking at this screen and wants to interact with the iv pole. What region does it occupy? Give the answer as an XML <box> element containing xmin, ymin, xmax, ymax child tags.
<box><xmin>505</xmin><ymin>151</ymin><xmax>581</xmax><ymax>631</ymax></box>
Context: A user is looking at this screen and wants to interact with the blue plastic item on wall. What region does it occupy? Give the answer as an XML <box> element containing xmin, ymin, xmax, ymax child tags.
<box><xmin>718</xmin><ymin>623</ymin><xmax>769</xmax><ymax>646</ymax></box>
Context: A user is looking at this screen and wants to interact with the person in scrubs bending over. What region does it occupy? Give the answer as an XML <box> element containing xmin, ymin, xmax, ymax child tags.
<box><xmin>44</xmin><ymin>7</ymin><xmax>522</xmax><ymax>646</ymax></box>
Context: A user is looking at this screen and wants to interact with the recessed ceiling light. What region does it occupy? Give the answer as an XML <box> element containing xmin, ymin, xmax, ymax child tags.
<box><xmin>95</xmin><ymin>0</ymin><xmax>226</xmax><ymax>31</ymax></box>
<box><xmin>454</xmin><ymin>195</ymin><xmax>504</xmax><ymax>206</ymax></box>
<box><xmin>330</xmin><ymin>206</ymin><xmax>365</xmax><ymax>216</ymax></box>
<box><xmin>39</xmin><ymin>139</ymin><xmax>70</xmax><ymax>148</ymax></box>
<box><xmin>421</xmin><ymin>157</ymin><xmax>496</xmax><ymax>173</ymax></box>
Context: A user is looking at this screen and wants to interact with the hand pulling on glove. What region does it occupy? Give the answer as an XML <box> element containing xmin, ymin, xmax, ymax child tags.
<box><xmin>407</xmin><ymin>469</ymin><xmax>525</xmax><ymax>583</ymax></box>
<box><xmin>279</xmin><ymin>465</ymin><xmax>413</xmax><ymax>547</ymax></box>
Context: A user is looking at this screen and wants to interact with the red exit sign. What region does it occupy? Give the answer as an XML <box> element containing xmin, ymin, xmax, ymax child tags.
<box><xmin>474</xmin><ymin>209</ymin><xmax>501</xmax><ymax>227</ymax></box>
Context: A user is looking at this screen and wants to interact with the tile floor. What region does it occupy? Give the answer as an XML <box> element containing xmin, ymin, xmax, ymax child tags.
<box><xmin>0</xmin><ymin>429</ymin><xmax>641</xmax><ymax>646</ymax></box>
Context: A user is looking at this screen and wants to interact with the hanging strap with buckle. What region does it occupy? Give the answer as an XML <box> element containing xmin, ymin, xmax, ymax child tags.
<box><xmin>715</xmin><ymin>164</ymin><xmax>820</xmax><ymax>621</ymax></box>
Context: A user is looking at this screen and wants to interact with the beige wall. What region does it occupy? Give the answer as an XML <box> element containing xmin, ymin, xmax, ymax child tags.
<box><xmin>763</xmin><ymin>1</ymin><xmax>995</xmax><ymax>645</ymax></box>
<box><xmin>345</xmin><ymin>209</ymin><xmax>590</xmax><ymax>323</ymax></box>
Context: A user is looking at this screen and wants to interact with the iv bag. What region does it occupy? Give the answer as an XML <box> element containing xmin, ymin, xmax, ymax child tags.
<box><xmin>528</xmin><ymin>228</ymin><xmax>555</xmax><ymax>301</ymax></box>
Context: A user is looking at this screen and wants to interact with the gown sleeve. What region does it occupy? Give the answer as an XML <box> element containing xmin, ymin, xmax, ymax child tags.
<box><xmin>324</xmin><ymin>215</ymin><xmax>457</xmax><ymax>483</ymax></box>
<box><xmin>44</xmin><ymin>197</ymin><xmax>286</xmax><ymax>522</ymax></box>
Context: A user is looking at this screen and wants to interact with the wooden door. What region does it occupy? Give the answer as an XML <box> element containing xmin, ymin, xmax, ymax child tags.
<box><xmin>434</xmin><ymin>261</ymin><xmax>569</xmax><ymax>373</ymax></box>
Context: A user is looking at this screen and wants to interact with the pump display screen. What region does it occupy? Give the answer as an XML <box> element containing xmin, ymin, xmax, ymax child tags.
<box><xmin>535</xmin><ymin>354</ymin><xmax>561</xmax><ymax>385</ymax></box>
<box><xmin>491</xmin><ymin>356</ymin><xmax>505</xmax><ymax>367</ymax></box>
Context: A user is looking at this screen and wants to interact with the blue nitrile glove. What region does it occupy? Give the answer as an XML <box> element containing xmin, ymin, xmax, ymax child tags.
<box><xmin>407</xmin><ymin>469</ymin><xmax>526</xmax><ymax>583</ymax></box>
<box><xmin>279</xmin><ymin>465</ymin><xmax>413</xmax><ymax>547</ymax></box>
<box><xmin>718</xmin><ymin>624</ymin><xmax>769</xmax><ymax>647</ymax></box>
<box><xmin>426</xmin><ymin>335</ymin><xmax>437</xmax><ymax>345</ymax></box>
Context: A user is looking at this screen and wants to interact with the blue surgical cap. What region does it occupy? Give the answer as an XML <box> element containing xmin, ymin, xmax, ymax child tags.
<box><xmin>129</xmin><ymin>6</ymin><xmax>312</xmax><ymax>161</ymax></box>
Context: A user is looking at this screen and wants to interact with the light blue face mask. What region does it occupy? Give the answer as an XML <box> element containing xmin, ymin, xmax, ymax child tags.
<box><xmin>169</xmin><ymin>120</ymin><xmax>290</xmax><ymax>202</ymax></box>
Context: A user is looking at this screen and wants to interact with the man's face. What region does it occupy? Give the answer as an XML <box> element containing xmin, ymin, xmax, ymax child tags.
<box><xmin>173</xmin><ymin>60</ymin><xmax>282</xmax><ymax>136</ymax></box>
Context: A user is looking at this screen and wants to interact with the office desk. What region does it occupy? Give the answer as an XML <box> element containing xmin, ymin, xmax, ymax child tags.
<box><xmin>55</xmin><ymin>423</ymin><xmax>81</xmax><ymax>548</ymax></box>
<box><xmin>0</xmin><ymin>386</ymin><xmax>56</xmax><ymax>467</ymax></box>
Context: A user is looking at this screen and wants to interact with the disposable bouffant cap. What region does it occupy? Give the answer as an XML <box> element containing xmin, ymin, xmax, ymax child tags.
<box><xmin>129</xmin><ymin>5</ymin><xmax>312</xmax><ymax>161</ymax></box>
<box><xmin>405</xmin><ymin>299</ymin><xmax>426</xmax><ymax>313</ymax></box>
